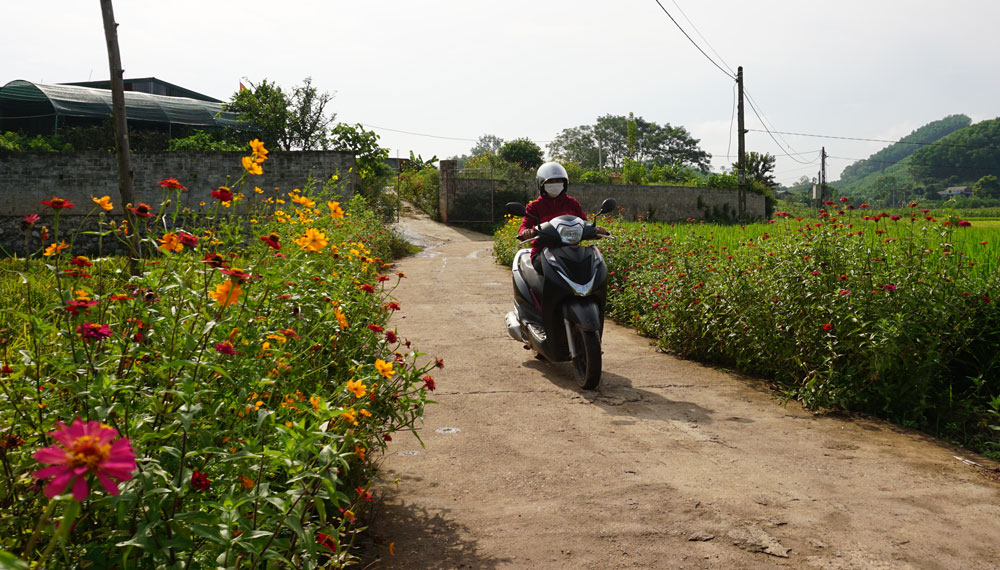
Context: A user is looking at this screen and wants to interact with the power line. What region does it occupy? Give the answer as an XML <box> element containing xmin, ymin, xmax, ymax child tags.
<box><xmin>361</xmin><ymin>123</ymin><xmax>551</xmax><ymax>144</ymax></box>
<box><xmin>744</xmin><ymin>97</ymin><xmax>814</xmax><ymax>165</ymax></box>
<box><xmin>828</xmin><ymin>155</ymin><xmax>997</xmax><ymax>172</ymax></box>
<box><xmin>669</xmin><ymin>0</ymin><xmax>736</xmax><ymax>76</ymax></box>
<box><xmin>650</xmin><ymin>0</ymin><xmax>735</xmax><ymax>80</ymax></box>
<box><xmin>747</xmin><ymin>128</ymin><xmax>1000</xmax><ymax>151</ymax></box>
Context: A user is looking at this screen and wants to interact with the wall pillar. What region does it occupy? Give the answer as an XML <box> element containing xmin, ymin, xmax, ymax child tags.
<box><xmin>438</xmin><ymin>159</ymin><xmax>457</xmax><ymax>222</ymax></box>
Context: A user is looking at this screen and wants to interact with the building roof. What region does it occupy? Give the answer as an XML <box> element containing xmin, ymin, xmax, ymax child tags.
<box><xmin>0</xmin><ymin>79</ymin><xmax>239</xmax><ymax>128</ymax></box>
<box><xmin>63</xmin><ymin>77</ymin><xmax>222</xmax><ymax>103</ymax></box>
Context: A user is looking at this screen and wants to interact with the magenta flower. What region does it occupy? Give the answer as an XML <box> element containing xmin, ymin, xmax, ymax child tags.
<box><xmin>32</xmin><ymin>418</ymin><xmax>136</xmax><ymax>500</ymax></box>
<box><xmin>24</xmin><ymin>213</ymin><xmax>41</xmax><ymax>225</ymax></box>
<box><xmin>77</xmin><ymin>322</ymin><xmax>112</xmax><ymax>342</ymax></box>
<box><xmin>958</xmin><ymin>220</ymin><xmax>972</xmax><ymax>227</ymax></box>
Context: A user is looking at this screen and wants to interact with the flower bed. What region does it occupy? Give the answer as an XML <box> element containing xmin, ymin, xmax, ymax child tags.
<box><xmin>0</xmin><ymin>142</ymin><xmax>437</xmax><ymax>568</ymax></box>
<box><xmin>494</xmin><ymin>202</ymin><xmax>1000</xmax><ymax>458</ymax></box>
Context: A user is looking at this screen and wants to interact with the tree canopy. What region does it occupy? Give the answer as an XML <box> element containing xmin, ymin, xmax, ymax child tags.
<box><xmin>908</xmin><ymin>117</ymin><xmax>1000</xmax><ymax>183</ymax></box>
<box><xmin>548</xmin><ymin>114</ymin><xmax>711</xmax><ymax>172</ymax></box>
<box><xmin>499</xmin><ymin>138</ymin><xmax>544</xmax><ymax>171</ymax></box>
<box><xmin>224</xmin><ymin>77</ymin><xmax>336</xmax><ymax>151</ymax></box>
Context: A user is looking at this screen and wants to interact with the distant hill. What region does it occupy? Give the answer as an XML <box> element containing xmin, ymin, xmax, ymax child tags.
<box><xmin>836</xmin><ymin>114</ymin><xmax>970</xmax><ymax>191</ymax></box>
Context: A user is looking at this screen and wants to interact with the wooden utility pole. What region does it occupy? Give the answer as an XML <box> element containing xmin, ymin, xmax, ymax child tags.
<box><xmin>99</xmin><ymin>0</ymin><xmax>140</xmax><ymax>271</ymax></box>
<box><xmin>736</xmin><ymin>66</ymin><xmax>747</xmax><ymax>221</ymax></box>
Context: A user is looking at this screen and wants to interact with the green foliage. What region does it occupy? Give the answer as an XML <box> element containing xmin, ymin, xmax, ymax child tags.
<box><xmin>498</xmin><ymin>138</ymin><xmax>544</xmax><ymax>171</ymax></box>
<box><xmin>579</xmin><ymin>170</ymin><xmax>615</xmax><ymax>184</ymax></box>
<box><xmin>492</xmin><ymin>206</ymin><xmax>1000</xmax><ymax>456</ymax></box>
<box><xmin>973</xmin><ymin>174</ymin><xmax>1000</xmax><ymax>199</ymax></box>
<box><xmin>166</xmin><ymin>130</ymin><xmax>243</xmax><ymax>151</ymax></box>
<box><xmin>329</xmin><ymin>123</ymin><xmax>394</xmax><ymax>218</ymax></box>
<box><xmin>733</xmin><ymin>151</ymin><xmax>777</xmax><ymax>189</ymax></box>
<box><xmin>0</xmin><ymin>150</ymin><xmax>435</xmax><ymax>567</ymax></box>
<box><xmin>399</xmin><ymin>167</ymin><xmax>440</xmax><ymax>218</ymax></box>
<box><xmin>0</xmin><ymin>132</ymin><xmax>73</xmax><ymax>153</ymax></box>
<box><xmin>469</xmin><ymin>134</ymin><xmax>504</xmax><ymax>157</ymax></box>
<box><xmin>909</xmin><ymin>117</ymin><xmax>1000</xmax><ymax>183</ymax></box>
<box><xmin>548</xmin><ymin>113</ymin><xmax>711</xmax><ymax>171</ymax></box>
<box><xmin>839</xmin><ymin>114</ymin><xmax>971</xmax><ymax>184</ymax></box>
<box><xmin>225</xmin><ymin>77</ymin><xmax>336</xmax><ymax>151</ymax></box>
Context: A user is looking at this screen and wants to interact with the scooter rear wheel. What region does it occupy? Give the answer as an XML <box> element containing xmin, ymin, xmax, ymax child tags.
<box><xmin>570</xmin><ymin>323</ymin><xmax>602</xmax><ymax>390</ymax></box>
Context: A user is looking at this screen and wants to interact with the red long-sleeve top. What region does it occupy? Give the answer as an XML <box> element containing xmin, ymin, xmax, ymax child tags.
<box><xmin>518</xmin><ymin>194</ymin><xmax>587</xmax><ymax>260</ymax></box>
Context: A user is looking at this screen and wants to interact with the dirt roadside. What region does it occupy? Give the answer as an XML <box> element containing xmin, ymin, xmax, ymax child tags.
<box><xmin>367</xmin><ymin>206</ymin><xmax>1000</xmax><ymax>569</ymax></box>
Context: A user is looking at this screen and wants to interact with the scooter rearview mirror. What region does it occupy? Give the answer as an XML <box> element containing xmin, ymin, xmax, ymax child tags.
<box><xmin>506</xmin><ymin>202</ymin><xmax>528</xmax><ymax>218</ymax></box>
<box><xmin>598</xmin><ymin>198</ymin><xmax>617</xmax><ymax>216</ymax></box>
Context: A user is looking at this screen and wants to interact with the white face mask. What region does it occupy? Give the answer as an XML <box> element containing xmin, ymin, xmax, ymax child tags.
<box><xmin>543</xmin><ymin>182</ymin><xmax>564</xmax><ymax>197</ymax></box>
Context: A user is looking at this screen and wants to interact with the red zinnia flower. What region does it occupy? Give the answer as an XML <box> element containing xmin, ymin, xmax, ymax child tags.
<box><xmin>69</xmin><ymin>256</ymin><xmax>93</xmax><ymax>267</ymax></box>
<box><xmin>822</xmin><ymin>323</ymin><xmax>834</xmax><ymax>331</ymax></box>
<box><xmin>65</xmin><ymin>299</ymin><xmax>99</xmax><ymax>315</ymax></box>
<box><xmin>839</xmin><ymin>197</ymin><xmax>848</xmax><ymax>202</ymax></box>
<box><xmin>316</xmin><ymin>532</ymin><xmax>339</xmax><ymax>552</ymax></box>
<box><xmin>201</xmin><ymin>253</ymin><xmax>227</xmax><ymax>268</ymax></box>
<box><xmin>367</xmin><ymin>324</ymin><xmax>384</xmax><ymax>334</ymax></box>
<box><xmin>839</xmin><ymin>290</ymin><xmax>850</xmax><ymax>295</ymax></box>
<box><xmin>385</xmin><ymin>330</ymin><xmax>398</xmax><ymax>343</ymax></box>
<box><xmin>260</xmin><ymin>233</ymin><xmax>281</xmax><ymax>250</ymax></box>
<box><xmin>77</xmin><ymin>322</ymin><xmax>112</xmax><ymax>342</ymax></box>
<box><xmin>191</xmin><ymin>470</ymin><xmax>210</xmax><ymax>491</ymax></box>
<box><xmin>382</xmin><ymin>302</ymin><xmax>401</xmax><ymax>311</ymax></box>
<box><xmin>376</xmin><ymin>274</ymin><xmax>390</xmax><ymax>283</ymax></box>
<box><xmin>211</xmin><ymin>187</ymin><xmax>234</xmax><ymax>202</ymax></box>
<box><xmin>158</xmin><ymin>178</ymin><xmax>188</xmax><ymax>191</ymax></box>
<box><xmin>177</xmin><ymin>231</ymin><xmax>198</xmax><ymax>246</ymax></box>
<box><xmin>221</xmin><ymin>267</ymin><xmax>251</xmax><ymax>283</ymax></box>
<box><xmin>41</xmin><ymin>197</ymin><xmax>74</xmax><ymax>210</ymax></box>
<box><xmin>215</xmin><ymin>341</ymin><xmax>237</xmax><ymax>355</ymax></box>
<box><xmin>838</xmin><ymin>274</ymin><xmax>849</xmax><ymax>281</ymax></box>
<box><xmin>280</xmin><ymin>328</ymin><xmax>299</xmax><ymax>338</ymax></box>
<box><xmin>422</xmin><ymin>376</ymin><xmax>436</xmax><ymax>391</ymax></box>
<box><xmin>359</xmin><ymin>284</ymin><xmax>375</xmax><ymax>294</ymax></box>
<box><xmin>128</xmin><ymin>203</ymin><xmax>156</xmax><ymax>218</ymax></box>
<box><xmin>435</xmin><ymin>358</ymin><xmax>444</xmax><ymax>369</ymax></box>
<box><xmin>32</xmin><ymin>418</ymin><xmax>136</xmax><ymax>500</ymax></box>
<box><xmin>958</xmin><ymin>220</ymin><xmax>972</xmax><ymax>227</ymax></box>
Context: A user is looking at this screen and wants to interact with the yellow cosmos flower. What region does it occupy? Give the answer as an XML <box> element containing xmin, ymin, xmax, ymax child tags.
<box><xmin>242</xmin><ymin>156</ymin><xmax>263</xmax><ymax>175</ymax></box>
<box><xmin>43</xmin><ymin>241</ymin><xmax>69</xmax><ymax>256</ymax></box>
<box><xmin>254</xmin><ymin>186</ymin><xmax>263</xmax><ymax>194</ymax></box>
<box><xmin>158</xmin><ymin>232</ymin><xmax>183</xmax><ymax>253</ymax></box>
<box><xmin>209</xmin><ymin>280</ymin><xmax>242</xmax><ymax>307</ymax></box>
<box><xmin>340</xmin><ymin>409</ymin><xmax>357</xmax><ymax>425</ymax></box>
<box><xmin>327</xmin><ymin>201</ymin><xmax>345</xmax><ymax>218</ymax></box>
<box><xmin>374</xmin><ymin>359</ymin><xmax>395</xmax><ymax>379</ymax></box>
<box><xmin>91</xmin><ymin>195</ymin><xmax>113</xmax><ymax>211</ymax></box>
<box><xmin>359</xmin><ymin>409</ymin><xmax>372</xmax><ymax>418</ymax></box>
<box><xmin>346</xmin><ymin>379</ymin><xmax>367</xmax><ymax>399</ymax></box>
<box><xmin>73</xmin><ymin>289</ymin><xmax>91</xmax><ymax>301</ymax></box>
<box><xmin>293</xmin><ymin>228</ymin><xmax>329</xmax><ymax>252</ymax></box>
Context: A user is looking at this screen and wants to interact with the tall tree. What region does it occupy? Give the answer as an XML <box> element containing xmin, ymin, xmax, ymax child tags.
<box><xmin>499</xmin><ymin>138</ymin><xmax>544</xmax><ymax>171</ymax></box>
<box><xmin>732</xmin><ymin>151</ymin><xmax>777</xmax><ymax>188</ymax></box>
<box><xmin>287</xmin><ymin>77</ymin><xmax>336</xmax><ymax>151</ymax></box>
<box><xmin>549</xmin><ymin>114</ymin><xmax>710</xmax><ymax>171</ymax></box>
<box><xmin>470</xmin><ymin>134</ymin><xmax>504</xmax><ymax>156</ymax></box>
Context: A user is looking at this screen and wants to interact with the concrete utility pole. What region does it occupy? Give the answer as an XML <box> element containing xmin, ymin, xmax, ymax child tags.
<box><xmin>820</xmin><ymin>146</ymin><xmax>827</xmax><ymax>204</ymax></box>
<box><xmin>100</xmin><ymin>0</ymin><xmax>140</xmax><ymax>271</ymax></box>
<box><xmin>737</xmin><ymin>66</ymin><xmax>747</xmax><ymax>221</ymax></box>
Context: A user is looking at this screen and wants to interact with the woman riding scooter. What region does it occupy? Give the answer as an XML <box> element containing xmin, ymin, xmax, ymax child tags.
<box><xmin>517</xmin><ymin>162</ymin><xmax>607</xmax><ymax>273</ymax></box>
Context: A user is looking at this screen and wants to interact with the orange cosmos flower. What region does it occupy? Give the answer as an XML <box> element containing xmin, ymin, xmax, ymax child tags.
<box><xmin>43</xmin><ymin>241</ymin><xmax>70</xmax><ymax>256</ymax></box>
<box><xmin>158</xmin><ymin>232</ymin><xmax>183</xmax><ymax>253</ymax></box>
<box><xmin>294</xmin><ymin>228</ymin><xmax>329</xmax><ymax>252</ymax></box>
<box><xmin>374</xmin><ymin>359</ymin><xmax>394</xmax><ymax>379</ymax></box>
<box><xmin>242</xmin><ymin>156</ymin><xmax>263</xmax><ymax>175</ymax></box>
<box><xmin>328</xmin><ymin>201</ymin><xmax>344</xmax><ymax>219</ymax></box>
<box><xmin>91</xmin><ymin>195</ymin><xmax>114</xmax><ymax>211</ymax></box>
<box><xmin>209</xmin><ymin>280</ymin><xmax>242</xmax><ymax>307</ymax></box>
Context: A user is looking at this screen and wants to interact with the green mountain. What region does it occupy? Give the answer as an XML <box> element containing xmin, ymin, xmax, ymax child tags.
<box><xmin>836</xmin><ymin>114</ymin><xmax>970</xmax><ymax>189</ymax></box>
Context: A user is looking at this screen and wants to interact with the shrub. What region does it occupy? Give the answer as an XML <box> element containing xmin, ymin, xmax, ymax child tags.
<box><xmin>0</xmin><ymin>142</ymin><xmax>436</xmax><ymax>567</ymax></box>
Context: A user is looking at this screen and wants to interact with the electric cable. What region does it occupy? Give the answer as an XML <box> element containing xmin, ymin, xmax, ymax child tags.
<box><xmin>669</xmin><ymin>0</ymin><xmax>736</xmax><ymax>76</ymax></box>
<box><xmin>651</xmin><ymin>0</ymin><xmax>735</xmax><ymax>80</ymax></box>
<box><xmin>748</xmin><ymin>129</ymin><xmax>1000</xmax><ymax>151</ymax></box>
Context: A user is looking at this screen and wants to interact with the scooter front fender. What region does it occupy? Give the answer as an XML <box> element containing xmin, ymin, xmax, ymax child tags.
<box><xmin>562</xmin><ymin>298</ymin><xmax>602</xmax><ymax>332</ymax></box>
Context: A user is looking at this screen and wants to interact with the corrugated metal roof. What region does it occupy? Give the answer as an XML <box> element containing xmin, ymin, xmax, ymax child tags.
<box><xmin>0</xmin><ymin>80</ymin><xmax>239</xmax><ymax>127</ymax></box>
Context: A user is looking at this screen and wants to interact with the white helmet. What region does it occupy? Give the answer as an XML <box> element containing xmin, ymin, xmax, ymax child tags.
<box><xmin>536</xmin><ymin>162</ymin><xmax>569</xmax><ymax>198</ymax></box>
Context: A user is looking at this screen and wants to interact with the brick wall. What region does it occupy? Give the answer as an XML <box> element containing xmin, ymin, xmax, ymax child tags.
<box><xmin>437</xmin><ymin>161</ymin><xmax>765</xmax><ymax>224</ymax></box>
<box><xmin>0</xmin><ymin>150</ymin><xmax>355</xmax><ymax>255</ymax></box>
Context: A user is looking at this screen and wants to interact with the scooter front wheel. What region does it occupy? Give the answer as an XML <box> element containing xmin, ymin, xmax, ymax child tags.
<box><xmin>570</xmin><ymin>323</ymin><xmax>602</xmax><ymax>390</ymax></box>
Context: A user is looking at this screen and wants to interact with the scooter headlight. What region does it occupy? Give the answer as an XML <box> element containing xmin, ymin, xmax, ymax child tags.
<box><xmin>557</xmin><ymin>223</ymin><xmax>583</xmax><ymax>245</ymax></box>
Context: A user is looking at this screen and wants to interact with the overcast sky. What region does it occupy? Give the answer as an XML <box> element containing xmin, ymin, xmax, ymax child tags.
<box><xmin>3</xmin><ymin>1</ymin><xmax>999</xmax><ymax>184</ymax></box>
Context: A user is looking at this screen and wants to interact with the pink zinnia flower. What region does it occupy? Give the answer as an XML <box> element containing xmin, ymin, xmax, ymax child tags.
<box><xmin>958</xmin><ymin>220</ymin><xmax>972</xmax><ymax>227</ymax></box>
<box><xmin>24</xmin><ymin>213</ymin><xmax>41</xmax><ymax>225</ymax></box>
<box><xmin>177</xmin><ymin>231</ymin><xmax>198</xmax><ymax>246</ymax></box>
<box><xmin>32</xmin><ymin>418</ymin><xmax>136</xmax><ymax>500</ymax></box>
<box><xmin>41</xmin><ymin>197</ymin><xmax>74</xmax><ymax>210</ymax></box>
<box><xmin>215</xmin><ymin>341</ymin><xmax>237</xmax><ymax>355</ymax></box>
<box><xmin>77</xmin><ymin>322</ymin><xmax>112</xmax><ymax>342</ymax></box>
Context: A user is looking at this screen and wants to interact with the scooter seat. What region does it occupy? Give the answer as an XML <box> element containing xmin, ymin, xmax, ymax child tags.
<box><xmin>515</xmin><ymin>250</ymin><xmax>544</xmax><ymax>294</ymax></box>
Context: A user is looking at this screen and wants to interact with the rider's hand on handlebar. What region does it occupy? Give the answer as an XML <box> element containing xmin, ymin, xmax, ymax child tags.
<box><xmin>596</xmin><ymin>226</ymin><xmax>609</xmax><ymax>236</ymax></box>
<box><xmin>518</xmin><ymin>227</ymin><xmax>536</xmax><ymax>240</ymax></box>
